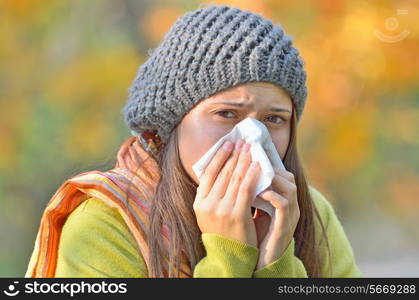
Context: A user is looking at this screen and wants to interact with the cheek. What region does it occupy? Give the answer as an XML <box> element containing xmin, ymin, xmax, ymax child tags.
<box><xmin>271</xmin><ymin>131</ymin><xmax>291</xmax><ymax>159</ymax></box>
<box><xmin>177</xmin><ymin>118</ymin><xmax>229</xmax><ymax>183</ymax></box>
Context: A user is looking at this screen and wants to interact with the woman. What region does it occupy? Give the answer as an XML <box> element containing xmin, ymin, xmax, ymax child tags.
<box><xmin>25</xmin><ymin>4</ymin><xmax>362</xmax><ymax>278</ymax></box>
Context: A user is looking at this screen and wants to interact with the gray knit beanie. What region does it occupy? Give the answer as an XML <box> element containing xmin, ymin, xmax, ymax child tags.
<box><xmin>121</xmin><ymin>4</ymin><xmax>307</xmax><ymax>157</ymax></box>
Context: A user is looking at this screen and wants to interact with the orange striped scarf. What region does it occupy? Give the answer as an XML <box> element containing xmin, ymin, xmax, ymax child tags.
<box><xmin>25</xmin><ymin>136</ymin><xmax>192</xmax><ymax>277</ymax></box>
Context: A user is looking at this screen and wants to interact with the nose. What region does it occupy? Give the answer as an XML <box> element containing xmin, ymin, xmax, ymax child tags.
<box><xmin>246</xmin><ymin>112</ymin><xmax>259</xmax><ymax>119</ymax></box>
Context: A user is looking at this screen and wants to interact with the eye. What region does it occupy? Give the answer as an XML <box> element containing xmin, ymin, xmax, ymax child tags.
<box><xmin>215</xmin><ymin>110</ymin><xmax>236</xmax><ymax>119</ymax></box>
<box><xmin>266</xmin><ymin>115</ymin><xmax>285</xmax><ymax>124</ymax></box>
<box><xmin>215</xmin><ymin>110</ymin><xmax>286</xmax><ymax>124</ymax></box>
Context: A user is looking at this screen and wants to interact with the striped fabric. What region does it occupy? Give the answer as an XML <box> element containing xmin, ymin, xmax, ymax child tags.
<box><xmin>25</xmin><ymin>136</ymin><xmax>192</xmax><ymax>278</ymax></box>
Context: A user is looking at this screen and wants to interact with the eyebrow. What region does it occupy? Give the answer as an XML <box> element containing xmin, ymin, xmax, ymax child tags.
<box><xmin>211</xmin><ymin>101</ymin><xmax>292</xmax><ymax>113</ymax></box>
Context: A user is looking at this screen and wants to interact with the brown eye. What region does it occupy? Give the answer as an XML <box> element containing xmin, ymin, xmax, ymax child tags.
<box><xmin>216</xmin><ymin>110</ymin><xmax>236</xmax><ymax>119</ymax></box>
<box><xmin>266</xmin><ymin>115</ymin><xmax>285</xmax><ymax>124</ymax></box>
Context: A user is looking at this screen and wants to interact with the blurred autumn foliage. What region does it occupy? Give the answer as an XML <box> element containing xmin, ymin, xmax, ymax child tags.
<box><xmin>0</xmin><ymin>0</ymin><xmax>418</xmax><ymax>276</ymax></box>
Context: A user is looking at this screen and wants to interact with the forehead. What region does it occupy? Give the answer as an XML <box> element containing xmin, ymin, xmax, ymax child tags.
<box><xmin>204</xmin><ymin>81</ymin><xmax>292</xmax><ymax>108</ymax></box>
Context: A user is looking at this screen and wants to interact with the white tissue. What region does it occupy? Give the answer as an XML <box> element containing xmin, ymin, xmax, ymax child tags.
<box><xmin>192</xmin><ymin>117</ymin><xmax>286</xmax><ymax>218</ymax></box>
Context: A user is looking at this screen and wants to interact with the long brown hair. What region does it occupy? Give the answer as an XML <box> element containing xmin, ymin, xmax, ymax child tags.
<box><xmin>127</xmin><ymin>103</ymin><xmax>332</xmax><ymax>277</ymax></box>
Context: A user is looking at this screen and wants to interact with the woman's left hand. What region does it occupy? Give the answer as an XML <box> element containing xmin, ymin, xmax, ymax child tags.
<box><xmin>253</xmin><ymin>167</ymin><xmax>300</xmax><ymax>270</ymax></box>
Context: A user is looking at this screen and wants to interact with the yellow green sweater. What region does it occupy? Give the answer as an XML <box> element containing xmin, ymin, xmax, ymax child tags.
<box><xmin>55</xmin><ymin>186</ymin><xmax>362</xmax><ymax>277</ymax></box>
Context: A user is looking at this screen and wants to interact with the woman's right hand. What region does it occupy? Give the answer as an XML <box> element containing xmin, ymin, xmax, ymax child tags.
<box><xmin>193</xmin><ymin>139</ymin><xmax>261</xmax><ymax>248</ymax></box>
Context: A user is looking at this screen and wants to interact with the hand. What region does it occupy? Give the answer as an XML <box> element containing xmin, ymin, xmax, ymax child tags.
<box><xmin>193</xmin><ymin>139</ymin><xmax>262</xmax><ymax>248</ymax></box>
<box><xmin>253</xmin><ymin>167</ymin><xmax>300</xmax><ymax>270</ymax></box>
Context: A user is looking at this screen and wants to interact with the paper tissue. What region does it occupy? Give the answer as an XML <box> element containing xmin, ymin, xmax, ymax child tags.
<box><xmin>192</xmin><ymin>117</ymin><xmax>286</xmax><ymax>218</ymax></box>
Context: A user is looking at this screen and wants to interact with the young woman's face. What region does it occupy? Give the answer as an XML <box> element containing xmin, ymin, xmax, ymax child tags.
<box><xmin>177</xmin><ymin>81</ymin><xmax>293</xmax><ymax>184</ymax></box>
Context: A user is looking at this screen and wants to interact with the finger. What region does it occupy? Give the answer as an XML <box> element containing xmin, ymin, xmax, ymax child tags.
<box><xmin>196</xmin><ymin>140</ymin><xmax>234</xmax><ymax>199</ymax></box>
<box><xmin>258</xmin><ymin>189</ymin><xmax>289</xmax><ymax>210</ymax></box>
<box><xmin>274</xmin><ymin>167</ymin><xmax>295</xmax><ymax>183</ymax></box>
<box><xmin>271</xmin><ymin>174</ymin><xmax>297</xmax><ymax>198</ymax></box>
<box><xmin>222</xmin><ymin>142</ymin><xmax>252</xmax><ymax>207</ymax></box>
<box><xmin>234</xmin><ymin>161</ymin><xmax>261</xmax><ymax>214</ymax></box>
<box><xmin>259</xmin><ymin>188</ymin><xmax>301</xmax><ymax>220</ymax></box>
<box><xmin>207</xmin><ymin>139</ymin><xmax>245</xmax><ymax>201</ymax></box>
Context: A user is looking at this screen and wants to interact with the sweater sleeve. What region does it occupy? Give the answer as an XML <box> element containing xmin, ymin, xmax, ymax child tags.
<box><xmin>192</xmin><ymin>233</ymin><xmax>260</xmax><ymax>277</ymax></box>
<box><xmin>55</xmin><ymin>197</ymin><xmax>148</xmax><ymax>277</ymax></box>
<box><xmin>252</xmin><ymin>237</ymin><xmax>308</xmax><ymax>277</ymax></box>
<box><xmin>252</xmin><ymin>186</ymin><xmax>362</xmax><ymax>277</ymax></box>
